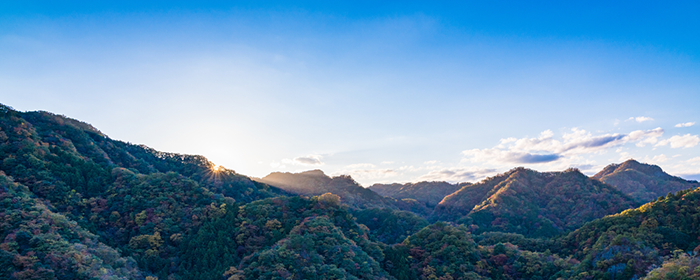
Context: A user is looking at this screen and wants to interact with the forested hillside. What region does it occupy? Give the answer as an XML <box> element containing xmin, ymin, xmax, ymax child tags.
<box><xmin>556</xmin><ymin>186</ymin><xmax>700</xmax><ymax>279</ymax></box>
<box><xmin>2</xmin><ymin>103</ymin><xmax>700</xmax><ymax>280</ymax></box>
<box><xmin>0</xmin><ymin>104</ymin><xmax>284</xmax><ymax>279</ymax></box>
<box><xmin>593</xmin><ymin>159</ymin><xmax>700</xmax><ymax>203</ymax></box>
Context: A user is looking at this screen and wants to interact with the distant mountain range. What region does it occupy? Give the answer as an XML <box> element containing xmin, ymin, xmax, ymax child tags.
<box><xmin>2</xmin><ymin>103</ymin><xmax>699</xmax><ymax>280</ymax></box>
<box><xmin>369</xmin><ymin>181</ymin><xmax>467</xmax><ymax>207</ymax></box>
<box><xmin>254</xmin><ymin>169</ymin><xmax>433</xmax><ymax>215</ymax></box>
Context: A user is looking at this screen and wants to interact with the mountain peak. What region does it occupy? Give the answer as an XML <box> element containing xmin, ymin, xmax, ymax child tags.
<box><xmin>593</xmin><ymin>159</ymin><xmax>699</xmax><ymax>203</ymax></box>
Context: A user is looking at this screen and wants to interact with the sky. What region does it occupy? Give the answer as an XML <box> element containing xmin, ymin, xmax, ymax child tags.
<box><xmin>2</xmin><ymin>1</ymin><xmax>700</xmax><ymax>186</ymax></box>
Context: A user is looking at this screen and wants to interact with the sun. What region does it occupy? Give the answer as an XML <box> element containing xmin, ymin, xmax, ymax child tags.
<box><xmin>211</xmin><ymin>164</ymin><xmax>222</xmax><ymax>172</ymax></box>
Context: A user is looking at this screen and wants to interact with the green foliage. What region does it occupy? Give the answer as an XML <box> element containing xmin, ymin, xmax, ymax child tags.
<box><xmin>241</xmin><ymin>216</ymin><xmax>392</xmax><ymax>280</ymax></box>
<box><xmin>0</xmin><ymin>172</ymin><xmax>143</xmax><ymax>279</ymax></box>
<box><xmin>643</xmin><ymin>251</ymin><xmax>700</xmax><ymax>279</ymax></box>
<box><xmin>401</xmin><ymin>222</ymin><xmax>481</xmax><ymax>279</ymax></box>
<box><xmin>475</xmin><ymin>232</ymin><xmax>555</xmax><ymax>252</ymax></box>
<box><xmin>353</xmin><ymin>208</ymin><xmax>429</xmax><ymax>244</ymax></box>
<box><xmin>179</xmin><ymin>203</ymin><xmax>242</xmax><ymax>280</ymax></box>
<box><xmin>234</xmin><ymin>196</ymin><xmax>386</xmax><ymax>263</ymax></box>
<box><xmin>557</xmin><ymin>187</ymin><xmax>700</xmax><ymax>279</ymax></box>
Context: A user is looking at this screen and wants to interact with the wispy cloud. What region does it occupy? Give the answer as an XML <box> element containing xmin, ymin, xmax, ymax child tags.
<box><xmin>345</xmin><ymin>163</ymin><xmax>375</xmax><ymax>169</ymax></box>
<box><xmin>675</xmin><ymin>122</ymin><xmax>695</xmax><ymax>128</ymax></box>
<box><xmin>641</xmin><ymin>154</ymin><xmax>669</xmax><ymax>164</ymax></box>
<box><xmin>462</xmin><ymin>128</ymin><xmax>664</xmax><ymax>165</ymax></box>
<box><xmin>627</xmin><ymin>116</ymin><xmax>654</xmax><ymax>123</ymax></box>
<box><xmin>417</xmin><ymin>167</ymin><xmax>497</xmax><ymax>183</ymax></box>
<box><xmin>656</xmin><ymin>134</ymin><xmax>700</xmax><ymax>148</ymax></box>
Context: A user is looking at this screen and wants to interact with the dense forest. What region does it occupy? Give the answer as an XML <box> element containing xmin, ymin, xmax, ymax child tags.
<box><xmin>1</xmin><ymin>103</ymin><xmax>699</xmax><ymax>280</ymax></box>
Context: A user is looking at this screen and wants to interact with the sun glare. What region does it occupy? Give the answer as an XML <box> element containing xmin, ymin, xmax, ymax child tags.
<box><xmin>211</xmin><ymin>164</ymin><xmax>221</xmax><ymax>172</ymax></box>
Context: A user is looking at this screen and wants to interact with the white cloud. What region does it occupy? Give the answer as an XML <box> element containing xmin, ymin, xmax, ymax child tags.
<box><xmin>628</xmin><ymin>127</ymin><xmax>664</xmax><ymax>147</ymax></box>
<box><xmin>675</xmin><ymin>122</ymin><xmax>695</xmax><ymax>128</ymax></box>
<box><xmin>423</xmin><ymin>160</ymin><xmax>438</xmax><ymax>165</ymax></box>
<box><xmin>345</xmin><ymin>163</ymin><xmax>375</xmax><ymax>169</ymax></box>
<box><xmin>332</xmin><ymin>168</ymin><xmax>398</xmax><ymax>182</ymax></box>
<box><xmin>380</xmin><ymin>161</ymin><xmax>394</xmax><ymax>165</ymax></box>
<box><xmin>618</xmin><ymin>151</ymin><xmax>632</xmax><ymax>162</ymax></box>
<box><xmin>281</xmin><ymin>154</ymin><xmax>324</xmax><ymax>166</ymax></box>
<box><xmin>270</xmin><ymin>161</ymin><xmax>286</xmax><ymax>168</ymax></box>
<box><xmin>462</xmin><ymin>128</ymin><xmax>664</xmax><ymax>165</ymax></box>
<box><xmin>627</xmin><ymin>116</ymin><xmax>654</xmax><ymax>123</ymax></box>
<box><xmin>656</xmin><ymin>134</ymin><xmax>700</xmax><ymax>148</ymax></box>
<box><xmin>641</xmin><ymin>154</ymin><xmax>669</xmax><ymax>164</ymax></box>
<box><xmin>417</xmin><ymin>167</ymin><xmax>497</xmax><ymax>183</ymax></box>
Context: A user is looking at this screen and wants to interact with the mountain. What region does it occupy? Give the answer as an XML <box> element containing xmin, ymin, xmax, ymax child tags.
<box><xmin>433</xmin><ymin>167</ymin><xmax>638</xmax><ymax>237</ymax></box>
<box><xmin>369</xmin><ymin>181</ymin><xmax>467</xmax><ymax>207</ymax></box>
<box><xmin>255</xmin><ymin>169</ymin><xmax>401</xmax><ymax>209</ymax></box>
<box><xmin>593</xmin><ymin>159</ymin><xmax>700</xmax><ymax>203</ymax></box>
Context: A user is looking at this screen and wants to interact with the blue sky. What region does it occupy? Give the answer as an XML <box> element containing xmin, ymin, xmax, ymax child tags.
<box><xmin>2</xmin><ymin>1</ymin><xmax>700</xmax><ymax>185</ymax></box>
